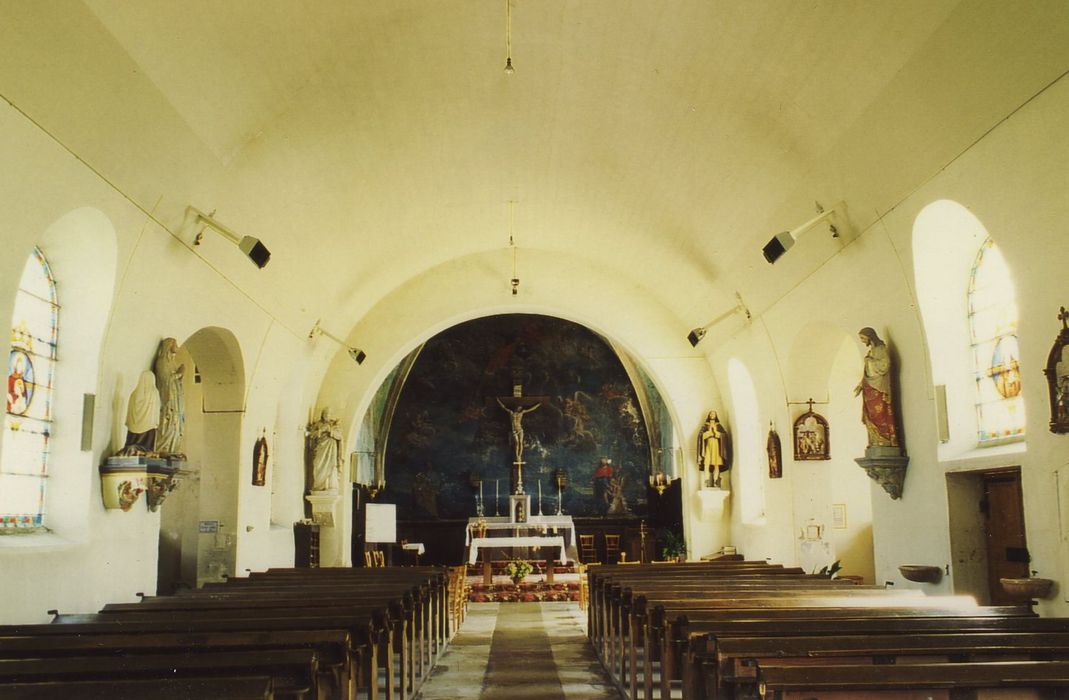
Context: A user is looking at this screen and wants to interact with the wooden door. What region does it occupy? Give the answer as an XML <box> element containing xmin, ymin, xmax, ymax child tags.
<box><xmin>982</xmin><ymin>469</ymin><xmax>1030</xmax><ymax>605</ymax></box>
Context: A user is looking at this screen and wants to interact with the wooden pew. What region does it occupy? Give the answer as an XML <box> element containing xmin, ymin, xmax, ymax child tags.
<box><xmin>218</xmin><ymin>572</ymin><xmax>446</xmax><ymax>666</ymax></box>
<box><xmin>194</xmin><ymin>567</ymin><xmax>446</xmax><ymax>695</ymax></box>
<box><xmin>0</xmin><ymin>629</ymin><xmax>354</xmax><ymax>700</ymax></box>
<box><xmin>592</xmin><ymin>571</ymin><xmax>838</xmax><ymax>661</ymax></box>
<box><xmin>589</xmin><ymin>558</ymin><xmax>1069</xmax><ymax>700</ymax></box>
<box><xmin>678</xmin><ymin>615</ymin><xmax>1069</xmax><ymax>700</ymax></box>
<box><xmin>41</xmin><ymin>610</ymin><xmax>387</xmax><ymax>700</ymax></box>
<box><xmin>711</xmin><ymin>631</ymin><xmax>1069</xmax><ymax>699</ymax></box>
<box><xmin>754</xmin><ymin>659</ymin><xmax>1069</xmax><ymax>699</ymax></box>
<box><xmin>585</xmin><ymin>561</ymin><xmax>851</xmax><ymax>697</ymax></box>
<box><xmin>3</xmin><ymin>566</ymin><xmax>447</xmax><ymax>700</ymax></box>
<box><xmin>221</xmin><ymin>570</ymin><xmax>444</xmax><ymax>646</ymax></box>
<box><xmin>0</xmin><ymin>649</ymin><xmax>319</xmax><ymax>700</ymax></box>
<box><xmin>596</xmin><ymin>577</ymin><xmax>894</xmax><ymax>683</ymax></box>
<box><xmin>618</xmin><ymin>585</ymin><xmax>902</xmax><ymax>699</ymax></box>
<box><xmin>609</xmin><ymin>584</ymin><xmax>905</xmax><ymax>688</ymax></box>
<box><xmin>668</xmin><ymin>606</ymin><xmax>1040</xmax><ymax>700</ymax></box>
<box><xmin>104</xmin><ymin>594</ymin><xmax>414</xmax><ymax>699</ymax></box>
<box><xmin>0</xmin><ymin>675</ymin><xmax>275</xmax><ymax>700</ymax></box>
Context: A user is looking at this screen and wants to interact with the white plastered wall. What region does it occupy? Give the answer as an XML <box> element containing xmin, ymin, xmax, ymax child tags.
<box><xmin>710</xmin><ymin>72</ymin><xmax>1069</xmax><ymax>607</ymax></box>
<box><xmin>0</xmin><ymin>94</ymin><xmax>330</xmax><ymax>619</ymax></box>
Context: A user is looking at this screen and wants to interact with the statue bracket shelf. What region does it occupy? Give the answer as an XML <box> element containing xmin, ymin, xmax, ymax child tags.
<box><xmin>855</xmin><ymin>447</ymin><xmax>909</xmax><ymax>499</ymax></box>
<box><xmin>695</xmin><ymin>488</ymin><xmax>729</xmax><ymax>521</ymax></box>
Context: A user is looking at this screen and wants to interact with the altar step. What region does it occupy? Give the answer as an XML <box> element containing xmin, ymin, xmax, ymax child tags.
<box><xmin>466</xmin><ymin>560</ymin><xmax>579</xmax><ymax>577</ymax></box>
<box><xmin>467</xmin><ymin>580</ymin><xmax>581</xmax><ymax>603</ymax></box>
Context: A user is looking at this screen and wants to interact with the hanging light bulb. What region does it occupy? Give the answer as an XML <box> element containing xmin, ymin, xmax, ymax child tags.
<box><xmin>504</xmin><ymin>0</ymin><xmax>514</xmax><ymax>74</ymax></box>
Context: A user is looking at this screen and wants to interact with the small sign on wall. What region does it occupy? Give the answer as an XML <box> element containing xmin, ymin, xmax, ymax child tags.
<box><xmin>198</xmin><ymin>520</ymin><xmax>219</xmax><ymax>534</ymax></box>
<box><xmin>832</xmin><ymin>503</ymin><xmax>847</xmax><ymax>529</ymax></box>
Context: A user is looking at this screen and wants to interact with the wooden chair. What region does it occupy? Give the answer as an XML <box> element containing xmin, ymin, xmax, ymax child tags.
<box><xmin>579</xmin><ymin>534</ymin><xmax>597</xmax><ymax>564</ymax></box>
<box><xmin>578</xmin><ymin>563</ymin><xmax>589</xmax><ymax>611</ymax></box>
<box><xmin>447</xmin><ymin>565</ymin><xmax>468</xmax><ymax>634</ymax></box>
<box><xmin>604</xmin><ymin>534</ymin><xmax>621</xmax><ymax>564</ymax></box>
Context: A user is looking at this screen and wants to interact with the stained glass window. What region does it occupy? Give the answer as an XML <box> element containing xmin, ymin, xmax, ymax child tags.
<box><xmin>968</xmin><ymin>238</ymin><xmax>1024</xmax><ymax>444</ymax></box>
<box><xmin>1</xmin><ymin>247</ymin><xmax>58</xmax><ymax>530</ymax></box>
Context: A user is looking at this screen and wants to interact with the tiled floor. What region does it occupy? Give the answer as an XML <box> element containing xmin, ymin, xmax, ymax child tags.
<box><xmin>417</xmin><ymin>602</ymin><xmax>622</xmax><ymax>700</ymax></box>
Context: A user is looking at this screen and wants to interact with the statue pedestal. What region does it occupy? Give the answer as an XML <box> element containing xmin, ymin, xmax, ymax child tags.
<box><xmin>856</xmin><ymin>446</ymin><xmax>909</xmax><ymax>500</ymax></box>
<box><xmin>306</xmin><ymin>490</ymin><xmax>340</xmax><ymax>527</ymax></box>
<box><xmin>306</xmin><ymin>490</ymin><xmax>344</xmax><ymax>567</ymax></box>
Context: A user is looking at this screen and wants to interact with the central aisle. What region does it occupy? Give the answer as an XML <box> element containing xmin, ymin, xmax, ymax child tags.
<box><xmin>417</xmin><ymin>602</ymin><xmax>621</xmax><ymax>700</ymax></box>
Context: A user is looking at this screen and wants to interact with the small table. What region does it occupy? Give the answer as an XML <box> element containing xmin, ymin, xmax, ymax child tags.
<box><xmin>468</xmin><ymin>535</ymin><xmax>568</xmax><ymax>584</ymax></box>
<box><xmin>402</xmin><ymin>542</ymin><xmax>425</xmax><ymax>565</ymax></box>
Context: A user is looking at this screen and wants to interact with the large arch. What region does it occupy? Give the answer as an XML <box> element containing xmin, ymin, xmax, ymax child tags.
<box><xmin>157</xmin><ymin>326</ymin><xmax>245</xmax><ymax>592</ymax></box>
<box><xmin>312</xmin><ymin>247</ymin><xmax>729</xmax><ymax>564</ymax></box>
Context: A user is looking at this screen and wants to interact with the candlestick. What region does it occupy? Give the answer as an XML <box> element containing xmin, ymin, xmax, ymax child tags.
<box><xmin>537</xmin><ymin>480</ymin><xmax>542</xmax><ymax>516</ymax></box>
<box><xmin>495</xmin><ymin>479</ymin><xmax>500</xmax><ymax>516</ymax></box>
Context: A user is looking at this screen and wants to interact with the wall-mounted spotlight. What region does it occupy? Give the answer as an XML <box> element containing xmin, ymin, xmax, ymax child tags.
<box><xmin>190</xmin><ymin>207</ymin><xmax>271</xmax><ymax>269</ymax></box>
<box><xmin>762</xmin><ymin>202</ymin><xmax>843</xmax><ymax>264</ymax></box>
<box><xmin>688</xmin><ymin>292</ymin><xmax>751</xmax><ymax>347</ymax></box>
<box><xmin>309</xmin><ymin>320</ymin><xmax>366</xmax><ymax>365</ymax></box>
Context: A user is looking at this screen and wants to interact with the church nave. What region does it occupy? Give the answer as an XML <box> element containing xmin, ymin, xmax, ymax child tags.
<box><xmin>418</xmin><ymin>602</ymin><xmax>620</xmax><ymax>700</ymax></box>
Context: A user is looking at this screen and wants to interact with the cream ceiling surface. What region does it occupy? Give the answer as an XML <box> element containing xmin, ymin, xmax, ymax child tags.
<box><xmin>7</xmin><ymin>1</ymin><xmax>1069</xmax><ymax>344</ymax></box>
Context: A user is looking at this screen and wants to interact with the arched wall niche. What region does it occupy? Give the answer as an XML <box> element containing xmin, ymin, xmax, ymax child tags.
<box><xmin>311</xmin><ymin>247</ymin><xmax>729</xmax><ymax>562</ymax></box>
<box><xmin>184</xmin><ymin>326</ymin><xmax>246</xmax><ymax>413</ymax></box>
<box><xmin>777</xmin><ymin>321</ymin><xmax>874</xmax><ymax>579</ymax></box>
<box><xmin>0</xmin><ymin>207</ymin><xmax>118</xmax><ymax>542</ymax></box>
<box><xmin>911</xmin><ymin>199</ymin><xmax>1026</xmax><ymax>460</ymax></box>
<box><xmin>157</xmin><ymin>326</ymin><xmax>245</xmax><ymax>591</ymax></box>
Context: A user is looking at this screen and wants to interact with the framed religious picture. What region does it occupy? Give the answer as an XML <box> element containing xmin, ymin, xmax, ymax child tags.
<box><xmin>1045</xmin><ymin>306</ymin><xmax>1069</xmax><ymax>434</ymax></box>
<box><xmin>252</xmin><ymin>432</ymin><xmax>269</xmax><ymax>486</ymax></box>
<box><xmin>793</xmin><ymin>401</ymin><xmax>830</xmax><ymax>461</ymax></box>
<box><xmin>766</xmin><ymin>423</ymin><xmax>782</xmax><ymax>479</ymax></box>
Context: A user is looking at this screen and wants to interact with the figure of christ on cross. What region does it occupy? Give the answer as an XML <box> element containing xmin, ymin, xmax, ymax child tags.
<box><xmin>494</xmin><ymin>387</ymin><xmax>547</xmax><ymax>494</ymax></box>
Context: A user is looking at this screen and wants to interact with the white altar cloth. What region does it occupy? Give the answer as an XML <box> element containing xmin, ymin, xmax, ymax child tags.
<box><xmin>465</xmin><ymin>515</ymin><xmax>576</xmax><ymax>546</ymax></box>
<box><xmin>467</xmin><ymin>535</ymin><xmax>568</xmax><ymax>566</ymax></box>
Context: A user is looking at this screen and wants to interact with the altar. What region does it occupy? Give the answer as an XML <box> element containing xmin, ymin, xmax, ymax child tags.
<box><xmin>465</xmin><ymin>514</ymin><xmax>578</xmax><ymax>584</ymax></box>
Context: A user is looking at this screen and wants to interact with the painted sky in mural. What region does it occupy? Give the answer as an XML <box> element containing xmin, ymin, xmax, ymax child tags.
<box><xmin>384</xmin><ymin>314</ymin><xmax>650</xmax><ymax>519</ymax></box>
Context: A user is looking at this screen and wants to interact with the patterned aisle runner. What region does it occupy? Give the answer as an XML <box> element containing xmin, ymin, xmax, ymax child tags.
<box><xmin>417</xmin><ymin>602</ymin><xmax>620</xmax><ymax>700</ymax></box>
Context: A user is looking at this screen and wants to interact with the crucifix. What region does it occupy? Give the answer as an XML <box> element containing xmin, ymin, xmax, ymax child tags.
<box><xmin>493</xmin><ymin>377</ymin><xmax>548</xmax><ymax>496</ymax></box>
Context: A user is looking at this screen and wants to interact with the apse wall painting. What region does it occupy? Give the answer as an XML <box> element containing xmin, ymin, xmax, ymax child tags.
<box><xmin>383</xmin><ymin>314</ymin><xmax>653</xmax><ymax>519</ymax></box>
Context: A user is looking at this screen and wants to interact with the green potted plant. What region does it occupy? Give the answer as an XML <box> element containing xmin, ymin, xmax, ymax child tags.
<box><xmin>660</xmin><ymin>529</ymin><xmax>687</xmax><ymax>562</ymax></box>
<box><xmin>505</xmin><ymin>559</ymin><xmax>533</xmax><ymax>585</ymax></box>
<box><xmin>817</xmin><ymin>559</ymin><xmax>843</xmax><ymax>578</ymax></box>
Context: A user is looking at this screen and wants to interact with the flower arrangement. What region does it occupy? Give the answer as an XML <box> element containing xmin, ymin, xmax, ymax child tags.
<box><xmin>505</xmin><ymin>559</ymin><xmax>533</xmax><ymax>583</ymax></box>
